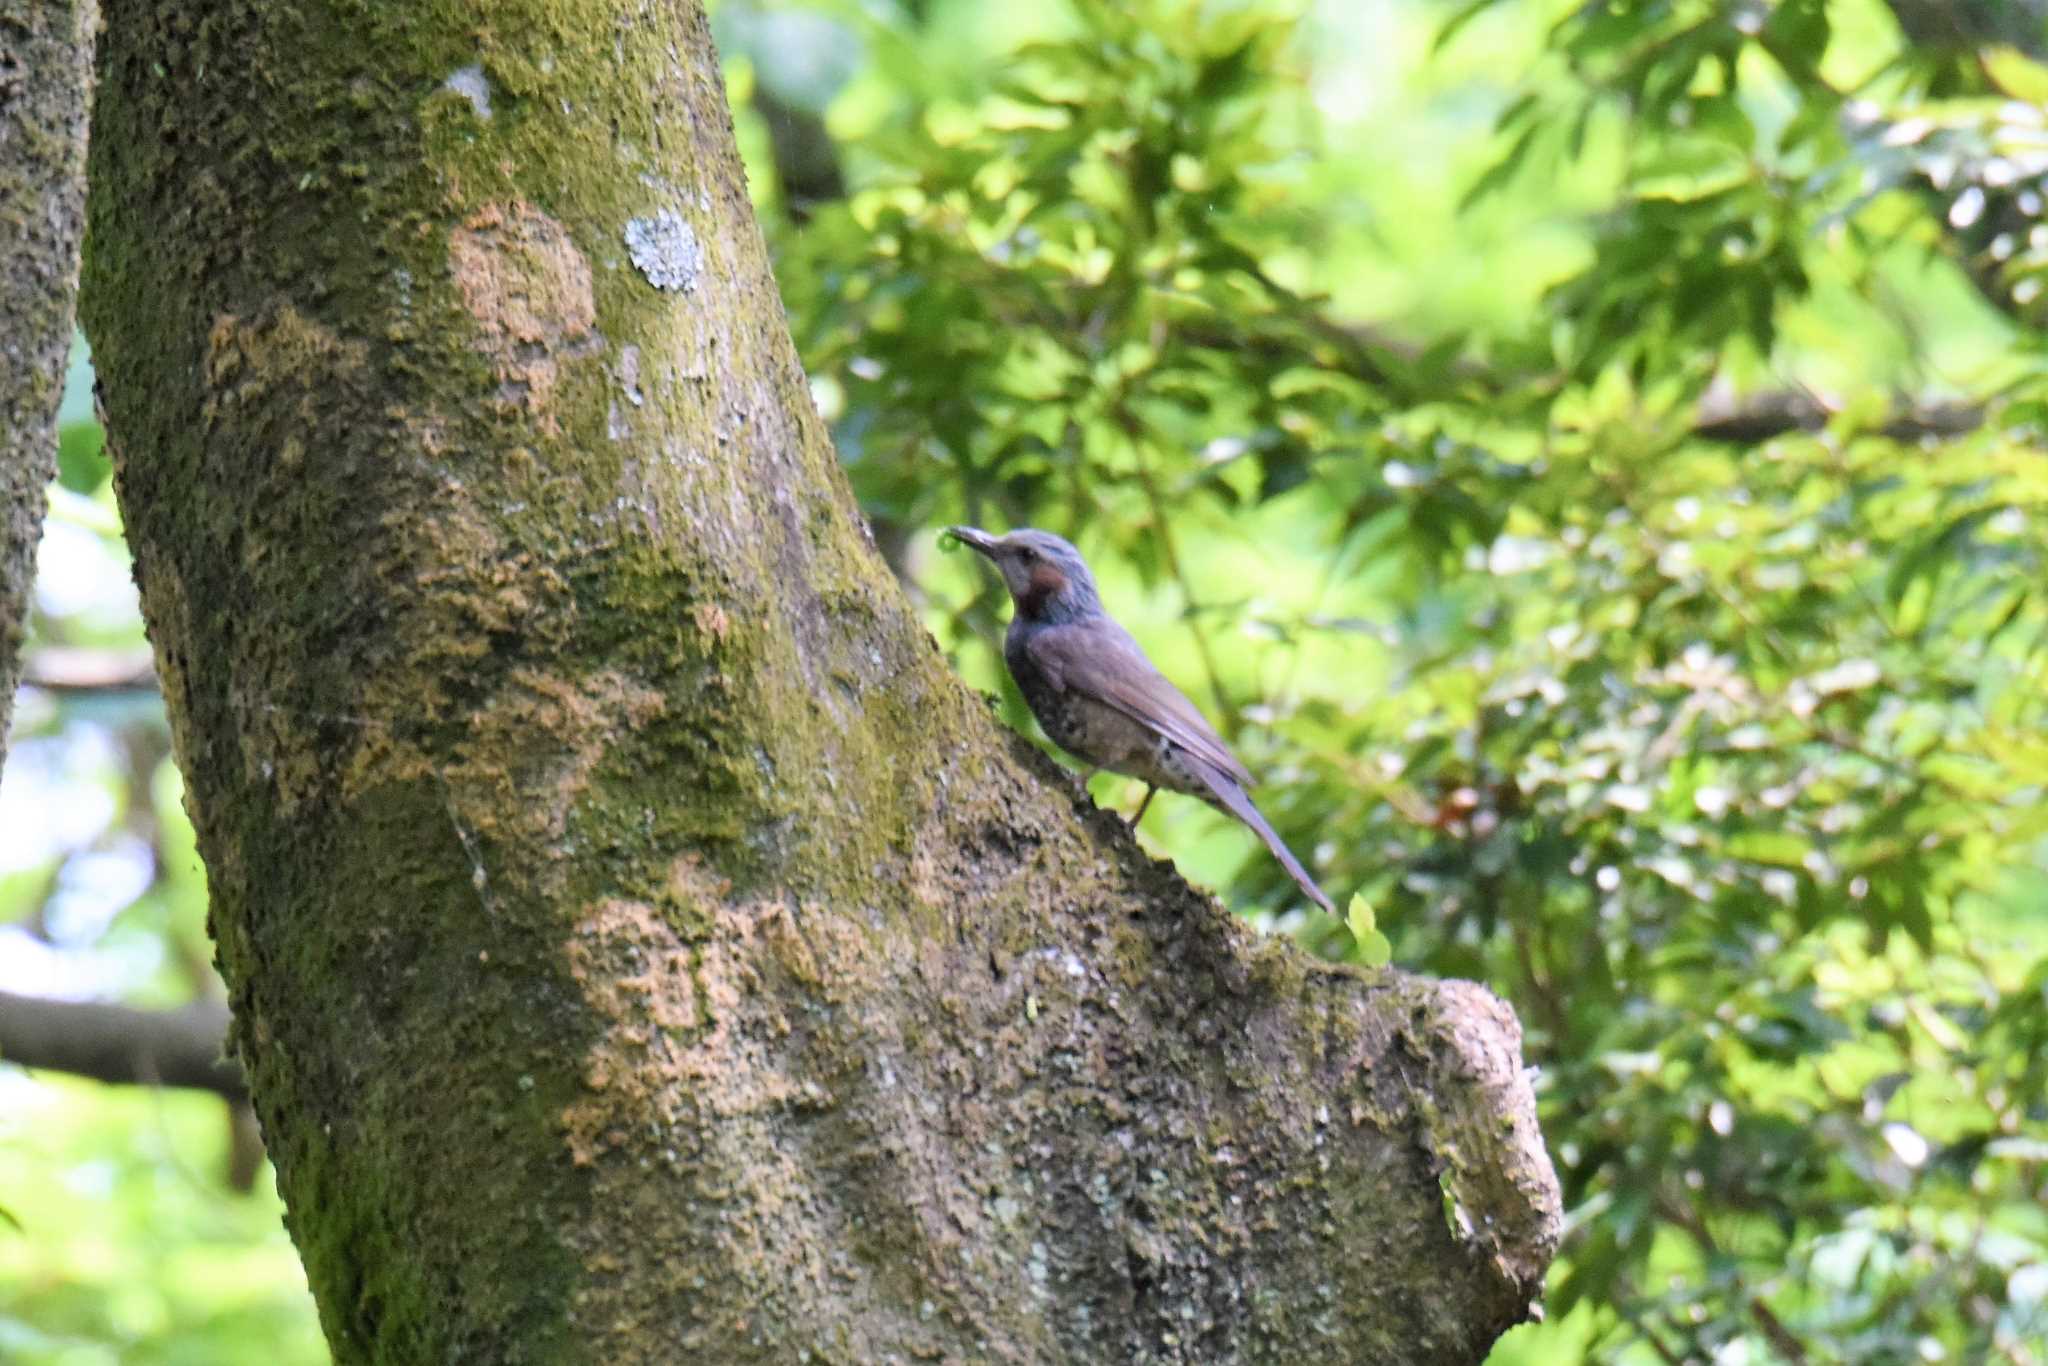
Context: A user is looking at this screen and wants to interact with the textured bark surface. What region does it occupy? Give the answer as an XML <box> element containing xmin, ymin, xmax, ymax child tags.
<box><xmin>80</xmin><ymin>1</ymin><xmax>1559</xmax><ymax>1362</ymax></box>
<box><xmin>0</xmin><ymin>0</ymin><xmax>96</xmax><ymax>770</ymax></box>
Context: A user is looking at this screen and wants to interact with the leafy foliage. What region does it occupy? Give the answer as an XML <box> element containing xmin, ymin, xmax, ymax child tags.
<box><xmin>0</xmin><ymin>1080</ymin><xmax>322</xmax><ymax>1366</ymax></box>
<box><xmin>757</xmin><ymin>0</ymin><xmax>2048</xmax><ymax>1359</ymax></box>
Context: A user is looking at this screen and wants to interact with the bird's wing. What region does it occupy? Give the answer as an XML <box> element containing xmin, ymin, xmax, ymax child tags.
<box><xmin>1026</xmin><ymin>621</ymin><xmax>1254</xmax><ymax>788</ymax></box>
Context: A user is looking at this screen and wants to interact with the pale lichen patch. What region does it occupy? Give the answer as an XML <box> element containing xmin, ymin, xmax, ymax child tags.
<box><xmin>618</xmin><ymin>343</ymin><xmax>644</xmax><ymax>406</ymax></box>
<box><xmin>443</xmin><ymin>64</ymin><xmax>492</xmax><ymax>119</ymax></box>
<box><xmin>623</xmin><ymin>208</ymin><xmax>703</xmax><ymax>293</ymax></box>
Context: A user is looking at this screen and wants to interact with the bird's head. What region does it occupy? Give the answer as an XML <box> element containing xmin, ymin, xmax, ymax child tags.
<box><xmin>946</xmin><ymin>526</ymin><xmax>1102</xmax><ymax>623</ymax></box>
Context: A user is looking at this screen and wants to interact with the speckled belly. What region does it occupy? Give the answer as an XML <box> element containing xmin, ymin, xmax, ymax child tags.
<box><xmin>1028</xmin><ymin>690</ymin><xmax>1203</xmax><ymax>795</ymax></box>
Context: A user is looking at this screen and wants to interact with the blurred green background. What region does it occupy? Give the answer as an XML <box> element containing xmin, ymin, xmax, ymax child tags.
<box><xmin>7</xmin><ymin>0</ymin><xmax>2048</xmax><ymax>1360</ymax></box>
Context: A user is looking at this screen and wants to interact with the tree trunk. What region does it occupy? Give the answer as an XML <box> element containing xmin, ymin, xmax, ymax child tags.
<box><xmin>0</xmin><ymin>0</ymin><xmax>96</xmax><ymax>772</ymax></box>
<box><xmin>79</xmin><ymin>1</ymin><xmax>1559</xmax><ymax>1361</ymax></box>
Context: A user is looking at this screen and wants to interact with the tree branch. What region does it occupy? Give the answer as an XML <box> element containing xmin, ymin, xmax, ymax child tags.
<box><xmin>20</xmin><ymin>644</ymin><xmax>159</xmax><ymax>693</ymax></box>
<box><xmin>1189</xmin><ymin>312</ymin><xmax>1993</xmax><ymax>447</ymax></box>
<box><xmin>0</xmin><ymin>990</ymin><xmax>244</xmax><ymax>1101</ymax></box>
<box><xmin>751</xmin><ymin>82</ymin><xmax>844</xmax><ymax>223</ymax></box>
<box><xmin>1690</xmin><ymin>390</ymin><xmax>1985</xmax><ymax>445</ymax></box>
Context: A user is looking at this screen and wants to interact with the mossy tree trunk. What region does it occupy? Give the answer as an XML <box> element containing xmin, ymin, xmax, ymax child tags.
<box><xmin>79</xmin><ymin>1</ymin><xmax>1559</xmax><ymax>1361</ymax></box>
<box><xmin>0</xmin><ymin>0</ymin><xmax>96</xmax><ymax>772</ymax></box>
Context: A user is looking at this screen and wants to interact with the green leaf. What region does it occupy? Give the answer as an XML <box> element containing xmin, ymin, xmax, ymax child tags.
<box><xmin>1759</xmin><ymin>0</ymin><xmax>1829</xmax><ymax>79</ymax></box>
<box><xmin>57</xmin><ymin>420</ymin><xmax>109</xmax><ymax>494</ymax></box>
<box><xmin>1192</xmin><ymin>33</ymin><xmax>1262</xmax><ymax>105</ymax></box>
<box><xmin>1347</xmin><ymin>893</ymin><xmax>1392</xmax><ymax>969</ymax></box>
<box><xmin>1434</xmin><ymin>0</ymin><xmax>1501</xmax><ymax>56</ymax></box>
<box><xmin>1460</xmin><ymin>120</ymin><xmax>1542</xmax><ymax>210</ymax></box>
<box><xmin>1984</xmin><ymin>45</ymin><xmax>2048</xmax><ymax>105</ymax></box>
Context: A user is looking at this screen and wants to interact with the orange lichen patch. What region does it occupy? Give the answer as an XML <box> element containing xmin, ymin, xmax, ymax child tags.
<box><xmin>561</xmin><ymin>896</ymin><xmax>693</xmax><ymax>1168</ymax></box>
<box><xmin>906</xmin><ymin>837</ymin><xmax>951</xmax><ymax>912</ymax></box>
<box><xmin>449</xmin><ymin>201</ymin><xmax>596</xmax><ymax>340</ymax></box>
<box><xmin>690</xmin><ymin>600</ymin><xmax>729</xmax><ymax>642</ymax></box>
<box><xmin>448</xmin><ymin>201</ymin><xmax>598</xmax><ymax>434</ymax></box>
<box><xmin>397</xmin><ymin>498</ymin><xmax>559</xmax><ymax>650</ymax></box>
<box><xmin>229</xmin><ymin>669</ymin><xmax>327</xmax><ymax>814</ymax></box>
<box><xmin>202</xmin><ymin>307</ymin><xmax>371</xmax><ymax>456</ymax></box>
<box><xmin>570</xmin><ymin>898</ymin><xmax>701</xmax><ymax>1038</ymax></box>
<box><xmin>441</xmin><ymin>666</ymin><xmax>668</xmax><ymax>850</ymax></box>
<box><xmin>558</xmin><ymin>876</ymin><xmax>880</xmax><ymax>1171</ymax></box>
<box><xmin>666</xmin><ymin>851</ymin><xmax>733</xmax><ymax>905</ymax></box>
<box><xmin>331</xmin><ymin>663</ymin><xmax>667</xmax><ymax>922</ymax></box>
<box><xmin>193</xmin><ymin>308</ymin><xmax>380</xmax><ymax>812</ymax></box>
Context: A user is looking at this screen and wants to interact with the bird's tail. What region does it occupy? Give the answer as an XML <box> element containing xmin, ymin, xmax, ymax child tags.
<box><xmin>1188</xmin><ymin>759</ymin><xmax>1335</xmax><ymax>915</ymax></box>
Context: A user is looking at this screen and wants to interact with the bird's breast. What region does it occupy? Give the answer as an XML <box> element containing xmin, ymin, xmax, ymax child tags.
<box><xmin>1024</xmin><ymin>690</ymin><xmax>1194</xmax><ymax>793</ymax></box>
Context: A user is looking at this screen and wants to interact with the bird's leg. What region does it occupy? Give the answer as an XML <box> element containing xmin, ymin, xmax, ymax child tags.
<box><xmin>1129</xmin><ymin>785</ymin><xmax>1157</xmax><ymax>829</ymax></box>
<box><xmin>1074</xmin><ymin>767</ymin><xmax>1099</xmax><ymax>803</ymax></box>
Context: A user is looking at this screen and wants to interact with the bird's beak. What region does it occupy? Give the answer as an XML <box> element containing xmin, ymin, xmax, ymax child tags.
<box><xmin>944</xmin><ymin>526</ymin><xmax>999</xmax><ymax>558</ymax></box>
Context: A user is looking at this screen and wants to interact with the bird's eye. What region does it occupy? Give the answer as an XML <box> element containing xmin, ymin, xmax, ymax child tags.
<box><xmin>1017</xmin><ymin>546</ymin><xmax>1037</xmax><ymax>562</ymax></box>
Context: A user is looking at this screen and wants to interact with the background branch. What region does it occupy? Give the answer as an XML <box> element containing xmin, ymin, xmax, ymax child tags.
<box><xmin>0</xmin><ymin>990</ymin><xmax>243</xmax><ymax>1101</ymax></box>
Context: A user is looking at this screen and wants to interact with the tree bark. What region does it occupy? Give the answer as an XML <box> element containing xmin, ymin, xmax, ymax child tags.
<box><xmin>0</xmin><ymin>0</ymin><xmax>96</xmax><ymax>772</ymax></box>
<box><xmin>80</xmin><ymin>1</ymin><xmax>1558</xmax><ymax>1361</ymax></box>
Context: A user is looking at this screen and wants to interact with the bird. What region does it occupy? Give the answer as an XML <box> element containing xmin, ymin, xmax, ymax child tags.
<box><xmin>948</xmin><ymin>525</ymin><xmax>1334</xmax><ymax>915</ymax></box>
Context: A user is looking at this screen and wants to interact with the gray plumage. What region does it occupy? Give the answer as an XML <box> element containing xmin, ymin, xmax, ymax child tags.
<box><xmin>949</xmin><ymin>525</ymin><xmax>1334</xmax><ymax>915</ymax></box>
